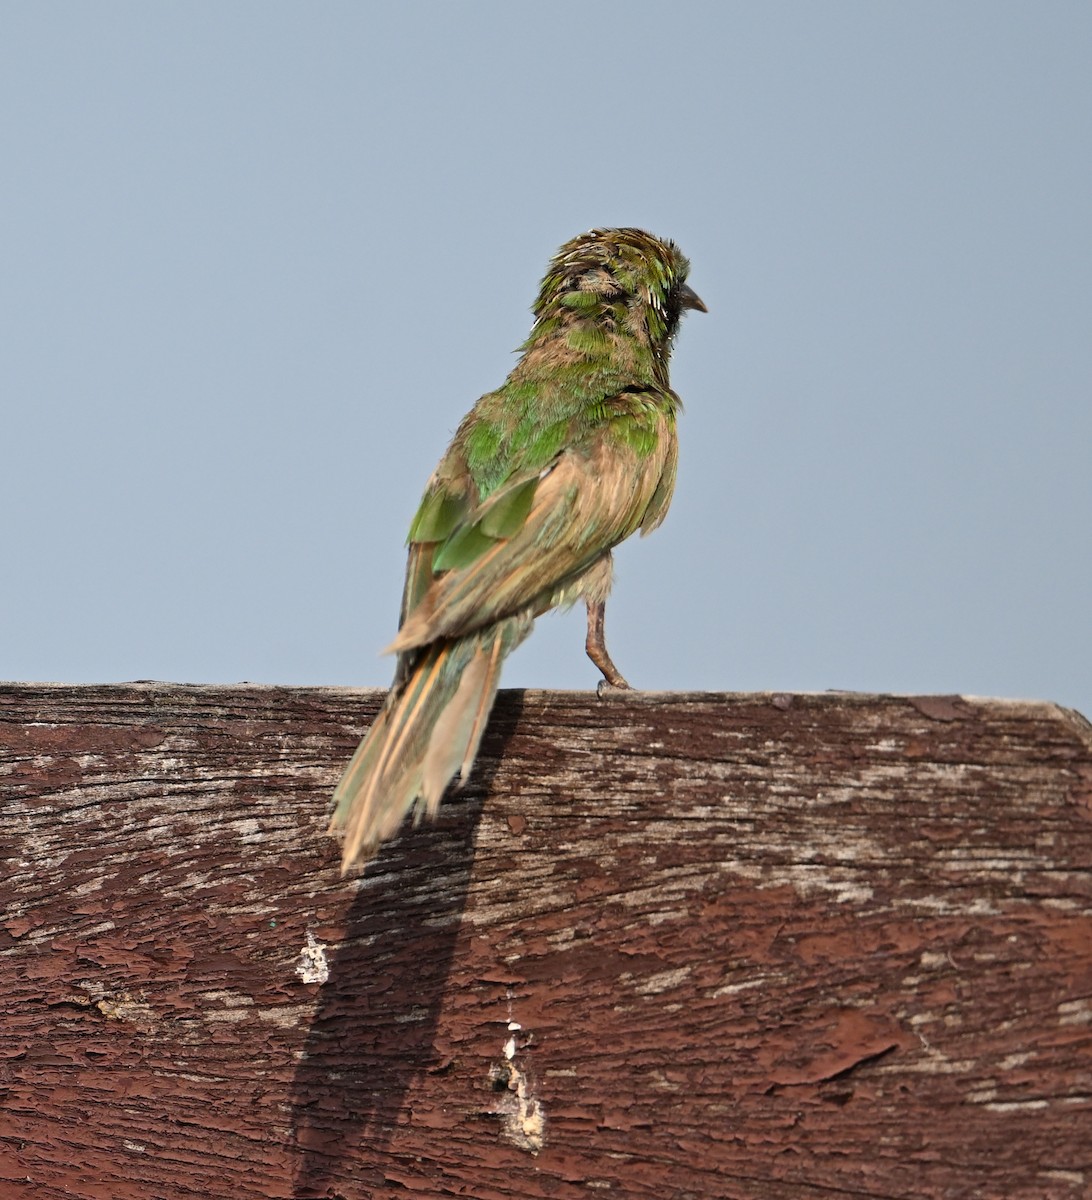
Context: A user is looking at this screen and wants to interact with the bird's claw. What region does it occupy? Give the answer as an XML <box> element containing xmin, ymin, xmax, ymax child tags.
<box><xmin>596</xmin><ymin>675</ymin><xmax>632</xmax><ymax>699</ymax></box>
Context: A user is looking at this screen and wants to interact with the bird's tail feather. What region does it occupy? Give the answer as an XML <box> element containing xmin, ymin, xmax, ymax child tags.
<box><xmin>329</xmin><ymin>613</ymin><xmax>532</xmax><ymax>871</ymax></box>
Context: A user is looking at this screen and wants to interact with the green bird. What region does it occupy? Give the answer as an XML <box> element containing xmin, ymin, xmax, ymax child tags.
<box><xmin>329</xmin><ymin>227</ymin><xmax>705</xmax><ymax>870</ymax></box>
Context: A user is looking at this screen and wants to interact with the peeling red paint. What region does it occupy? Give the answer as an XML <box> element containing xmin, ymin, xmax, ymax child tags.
<box><xmin>1</xmin><ymin>684</ymin><xmax>1091</xmax><ymax>1199</ymax></box>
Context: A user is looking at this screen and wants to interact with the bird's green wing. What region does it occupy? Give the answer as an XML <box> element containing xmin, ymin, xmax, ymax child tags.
<box><xmin>390</xmin><ymin>409</ymin><xmax>675</xmax><ymax>654</ymax></box>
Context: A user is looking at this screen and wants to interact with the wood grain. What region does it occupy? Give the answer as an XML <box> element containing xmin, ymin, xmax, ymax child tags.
<box><xmin>2</xmin><ymin>684</ymin><xmax>1090</xmax><ymax>1199</ymax></box>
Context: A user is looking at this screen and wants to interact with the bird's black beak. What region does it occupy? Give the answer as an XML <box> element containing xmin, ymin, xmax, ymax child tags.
<box><xmin>679</xmin><ymin>283</ymin><xmax>707</xmax><ymax>313</ymax></box>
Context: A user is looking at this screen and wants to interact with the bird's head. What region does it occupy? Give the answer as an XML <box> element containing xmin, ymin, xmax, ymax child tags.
<box><xmin>528</xmin><ymin>227</ymin><xmax>705</xmax><ymax>367</ymax></box>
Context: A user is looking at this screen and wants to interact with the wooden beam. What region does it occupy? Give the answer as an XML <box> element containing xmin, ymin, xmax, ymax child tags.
<box><xmin>3</xmin><ymin>684</ymin><xmax>1091</xmax><ymax>1198</ymax></box>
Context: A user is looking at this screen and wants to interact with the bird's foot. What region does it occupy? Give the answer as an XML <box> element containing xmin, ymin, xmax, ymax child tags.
<box><xmin>585</xmin><ymin>600</ymin><xmax>633</xmax><ymax>697</ymax></box>
<box><xmin>596</xmin><ymin>674</ymin><xmax>632</xmax><ymax>698</ymax></box>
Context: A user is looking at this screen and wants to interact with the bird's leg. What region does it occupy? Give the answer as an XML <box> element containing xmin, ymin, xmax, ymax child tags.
<box><xmin>585</xmin><ymin>599</ymin><xmax>631</xmax><ymax>690</ymax></box>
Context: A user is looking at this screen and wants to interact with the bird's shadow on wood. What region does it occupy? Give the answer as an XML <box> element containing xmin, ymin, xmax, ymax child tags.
<box><xmin>289</xmin><ymin>689</ymin><xmax>525</xmax><ymax>1198</ymax></box>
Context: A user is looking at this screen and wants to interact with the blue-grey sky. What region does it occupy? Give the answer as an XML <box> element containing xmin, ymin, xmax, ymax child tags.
<box><xmin>3</xmin><ymin>3</ymin><xmax>1090</xmax><ymax>718</ymax></box>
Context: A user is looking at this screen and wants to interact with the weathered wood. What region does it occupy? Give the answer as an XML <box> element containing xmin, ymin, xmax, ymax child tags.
<box><xmin>2</xmin><ymin>684</ymin><xmax>1090</xmax><ymax>1199</ymax></box>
